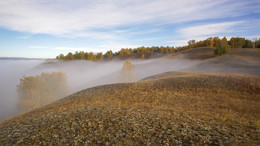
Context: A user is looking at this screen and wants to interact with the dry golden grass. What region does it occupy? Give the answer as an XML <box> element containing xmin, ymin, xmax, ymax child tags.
<box><xmin>0</xmin><ymin>71</ymin><xmax>259</xmax><ymax>145</ymax></box>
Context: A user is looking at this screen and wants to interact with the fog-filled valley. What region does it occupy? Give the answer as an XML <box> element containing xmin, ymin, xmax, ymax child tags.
<box><xmin>0</xmin><ymin>57</ymin><xmax>201</xmax><ymax>121</ymax></box>
<box><xmin>0</xmin><ymin>47</ymin><xmax>260</xmax><ymax>145</ymax></box>
<box><xmin>1</xmin><ymin>0</ymin><xmax>260</xmax><ymax>144</ymax></box>
<box><xmin>0</xmin><ymin>60</ymin><xmax>43</xmax><ymax>120</ymax></box>
<box><xmin>1</xmin><ymin>47</ymin><xmax>260</xmax><ymax>121</ymax></box>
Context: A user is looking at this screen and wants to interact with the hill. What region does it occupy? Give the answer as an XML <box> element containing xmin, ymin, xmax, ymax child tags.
<box><xmin>0</xmin><ymin>71</ymin><xmax>259</xmax><ymax>145</ymax></box>
<box><xmin>171</xmin><ymin>47</ymin><xmax>260</xmax><ymax>75</ymax></box>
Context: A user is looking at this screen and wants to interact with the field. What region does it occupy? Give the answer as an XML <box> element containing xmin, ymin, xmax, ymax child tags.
<box><xmin>0</xmin><ymin>70</ymin><xmax>259</xmax><ymax>145</ymax></box>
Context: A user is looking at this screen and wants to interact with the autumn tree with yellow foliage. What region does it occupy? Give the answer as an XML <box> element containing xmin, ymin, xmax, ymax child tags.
<box><xmin>17</xmin><ymin>72</ymin><xmax>69</xmax><ymax>112</ymax></box>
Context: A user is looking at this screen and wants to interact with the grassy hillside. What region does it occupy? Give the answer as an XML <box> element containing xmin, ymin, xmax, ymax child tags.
<box><xmin>0</xmin><ymin>71</ymin><xmax>259</xmax><ymax>145</ymax></box>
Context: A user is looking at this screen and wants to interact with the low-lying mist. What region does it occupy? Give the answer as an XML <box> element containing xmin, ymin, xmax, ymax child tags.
<box><xmin>0</xmin><ymin>57</ymin><xmax>203</xmax><ymax>121</ymax></box>
<box><xmin>0</xmin><ymin>60</ymin><xmax>43</xmax><ymax>121</ymax></box>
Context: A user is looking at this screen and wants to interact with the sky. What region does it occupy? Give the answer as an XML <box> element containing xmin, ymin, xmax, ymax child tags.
<box><xmin>0</xmin><ymin>0</ymin><xmax>259</xmax><ymax>58</ymax></box>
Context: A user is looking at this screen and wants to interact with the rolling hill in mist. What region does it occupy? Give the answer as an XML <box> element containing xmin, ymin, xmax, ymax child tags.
<box><xmin>0</xmin><ymin>47</ymin><xmax>260</xmax><ymax>145</ymax></box>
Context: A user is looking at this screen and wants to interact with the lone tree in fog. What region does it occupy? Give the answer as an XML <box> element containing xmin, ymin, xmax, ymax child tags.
<box><xmin>123</xmin><ymin>60</ymin><xmax>134</xmax><ymax>70</ymax></box>
<box><xmin>119</xmin><ymin>60</ymin><xmax>136</xmax><ymax>82</ymax></box>
<box><xmin>141</xmin><ymin>54</ymin><xmax>145</xmax><ymax>59</ymax></box>
<box><xmin>17</xmin><ymin>72</ymin><xmax>69</xmax><ymax>112</ymax></box>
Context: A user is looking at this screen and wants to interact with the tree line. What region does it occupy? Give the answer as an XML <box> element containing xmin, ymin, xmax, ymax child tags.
<box><xmin>56</xmin><ymin>37</ymin><xmax>260</xmax><ymax>60</ymax></box>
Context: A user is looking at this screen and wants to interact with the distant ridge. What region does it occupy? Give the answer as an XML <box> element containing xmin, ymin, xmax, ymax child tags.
<box><xmin>0</xmin><ymin>57</ymin><xmax>44</xmax><ymax>60</ymax></box>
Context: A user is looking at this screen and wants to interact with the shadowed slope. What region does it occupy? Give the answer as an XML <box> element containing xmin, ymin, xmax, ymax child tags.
<box><xmin>181</xmin><ymin>48</ymin><xmax>260</xmax><ymax>75</ymax></box>
<box><xmin>166</xmin><ymin>47</ymin><xmax>215</xmax><ymax>60</ymax></box>
<box><xmin>0</xmin><ymin>71</ymin><xmax>259</xmax><ymax>145</ymax></box>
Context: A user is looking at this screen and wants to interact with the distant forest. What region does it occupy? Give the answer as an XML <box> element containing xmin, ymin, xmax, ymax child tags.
<box><xmin>56</xmin><ymin>37</ymin><xmax>260</xmax><ymax>61</ymax></box>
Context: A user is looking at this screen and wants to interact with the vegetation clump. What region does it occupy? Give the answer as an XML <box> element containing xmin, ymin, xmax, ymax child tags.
<box><xmin>123</xmin><ymin>60</ymin><xmax>134</xmax><ymax>70</ymax></box>
<box><xmin>119</xmin><ymin>60</ymin><xmax>136</xmax><ymax>82</ymax></box>
<box><xmin>214</xmin><ymin>37</ymin><xmax>230</xmax><ymax>55</ymax></box>
<box><xmin>55</xmin><ymin>36</ymin><xmax>260</xmax><ymax>61</ymax></box>
<box><xmin>16</xmin><ymin>72</ymin><xmax>69</xmax><ymax>112</ymax></box>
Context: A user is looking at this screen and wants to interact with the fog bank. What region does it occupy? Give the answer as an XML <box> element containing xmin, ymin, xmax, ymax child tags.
<box><xmin>1</xmin><ymin>57</ymin><xmax>201</xmax><ymax>121</ymax></box>
<box><xmin>0</xmin><ymin>60</ymin><xmax>43</xmax><ymax>121</ymax></box>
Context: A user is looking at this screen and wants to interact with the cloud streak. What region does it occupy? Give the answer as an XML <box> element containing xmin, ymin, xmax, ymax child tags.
<box><xmin>0</xmin><ymin>0</ymin><xmax>259</xmax><ymax>37</ymax></box>
<box><xmin>29</xmin><ymin>46</ymin><xmax>49</xmax><ymax>49</ymax></box>
<box><xmin>178</xmin><ymin>21</ymin><xmax>243</xmax><ymax>38</ymax></box>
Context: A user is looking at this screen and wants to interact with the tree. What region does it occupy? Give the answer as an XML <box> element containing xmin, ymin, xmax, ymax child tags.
<box><xmin>243</xmin><ymin>39</ymin><xmax>253</xmax><ymax>48</ymax></box>
<box><xmin>214</xmin><ymin>38</ymin><xmax>230</xmax><ymax>56</ymax></box>
<box><xmin>120</xmin><ymin>48</ymin><xmax>130</xmax><ymax>56</ymax></box>
<box><xmin>159</xmin><ymin>46</ymin><xmax>165</xmax><ymax>53</ymax></box>
<box><xmin>119</xmin><ymin>60</ymin><xmax>136</xmax><ymax>82</ymax></box>
<box><xmin>141</xmin><ymin>54</ymin><xmax>145</xmax><ymax>59</ymax></box>
<box><xmin>222</xmin><ymin>36</ymin><xmax>227</xmax><ymax>42</ymax></box>
<box><xmin>253</xmin><ymin>38</ymin><xmax>260</xmax><ymax>48</ymax></box>
<box><xmin>66</xmin><ymin>52</ymin><xmax>74</xmax><ymax>60</ymax></box>
<box><xmin>123</xmin><ymin>60</ymin><xmax>134</xmax><ymax>70</ymax></box>
<box><xmin>229</xmin><ymin>37</ymin><xmax>245</xmax><ymax>48</ymax></box>
<box><xmin>210</xmin><ymin>39</ymin><xmax>214</xmax><ymax>47</ymax></box>
<box><xmin>213</xmin><ymin>37</ymin><xmax>219</xmax><ymax>47</ymax></box>
<box><xmin>236</xmin><ymin>37</ymin><xmax>245</xmax><ymax>48</ymax></box>
<box><xmin>188</xmin><ymin>40</ymin><xmax>196</xmax><ymax>47</ymax></box>
<box><xmin>105</xmin><ymin>50</ymin><xmax>113</xmax><ymax>58</ymax></box>
<box><xmin>56</xmin><ymin>54</ymin><xmax>65</xmax><ymax>60</ymax></box>
<box><xmin>88</xmin><ymin>52</ymin><xmax>96</xmax><ymax>61</ymax></box>
<box><xmin>96</xmin><ymin>52</ymin><xmax>103</xmax><ymax>60</ymax></box>
<box><xmin>17</xmin><ymin>72</ymin><xmax>69</xmax><ymax>112</ymax></box>
<box><xmin>84</xmin><ymin>52</ymin><xmax>89</xmax><ymax>60</ymax></box>
<box><xmin>170</xmin><ymin>47</ymin><xmax>175</xmax><ymax>53</ymax></box>
<box><xmin>74</xmin><ymin>51</ymin><xmax>80</xmax><ymax>59</ymax></box>
<box><xmin>79</xmin><ymin>51</ymin><xmax>85</xmax><ymax>59</ymax></box>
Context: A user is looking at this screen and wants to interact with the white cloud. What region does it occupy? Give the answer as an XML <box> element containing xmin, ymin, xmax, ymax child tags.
<box><xmin>53</xmin><ymin>47</ymin><xmax>115</xmax><ymax>53</ymax></box>
<box><xmin>178</xmin><ymin>21</ymin><xmax>242</xmax><ymax>38</ymax></box>
<box><xmin>53</xmin><ymin>42</ymin><xmax>140</xmax><ymax>54</ymax></box>
<box><xmin>0</xmin><ymin>0</ymin><xmax>258</xmax><ymax>37</ymax></box>
<box><xmin>54</xmin><ymin>47</ymin><xmax>92</xmax><ymax>51</ymax></box>
<box><xmin>165</xmin><ymin>40</ymin><xmax>189</xmax><ymax>47</ymax></box>
<box><xmin>99</xmin><ymin>43</ymin><xmax>140</xmax><ymax>51</ymax></box>
<box><xmin>29</xmin><ymin>46</ymin><xmax>49</xmax><ymax>49</ymax></box>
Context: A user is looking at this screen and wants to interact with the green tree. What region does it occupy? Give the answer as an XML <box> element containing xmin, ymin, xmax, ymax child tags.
<box><xmin>229</xmin><ymin>37</ymin><xmax>245</xmax><ymax>48</ymax></box>
<box><xmin>214</xmin><ymin>38</ymin><xmax>230</xmax><ymax>56</ymax></box>
<box><xmin>253</xmin><ymin>38</ymin><xmax>260</xmax><ymax>48</ymax></box>
<box><xmin>213</xmin><ymin>37</ymin><xmax>219</xmax><ymax>47</ymax></box>
<box><xmin>243</xmin><ymin>39</ymin><xmax>253</xmax><ymax>48</ymax></box>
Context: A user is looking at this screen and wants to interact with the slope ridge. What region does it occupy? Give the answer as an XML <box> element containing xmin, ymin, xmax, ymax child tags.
<box><xmin>0</xmin><ymin>71</ymin><xmax>259</xmax><ymax>145</ymax></box>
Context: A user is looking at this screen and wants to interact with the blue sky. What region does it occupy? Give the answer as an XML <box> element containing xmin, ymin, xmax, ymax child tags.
<box><xmin>0</xmin><ymin>0</ymin><xmax>259</xmax><ymax>58</ymax></box>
